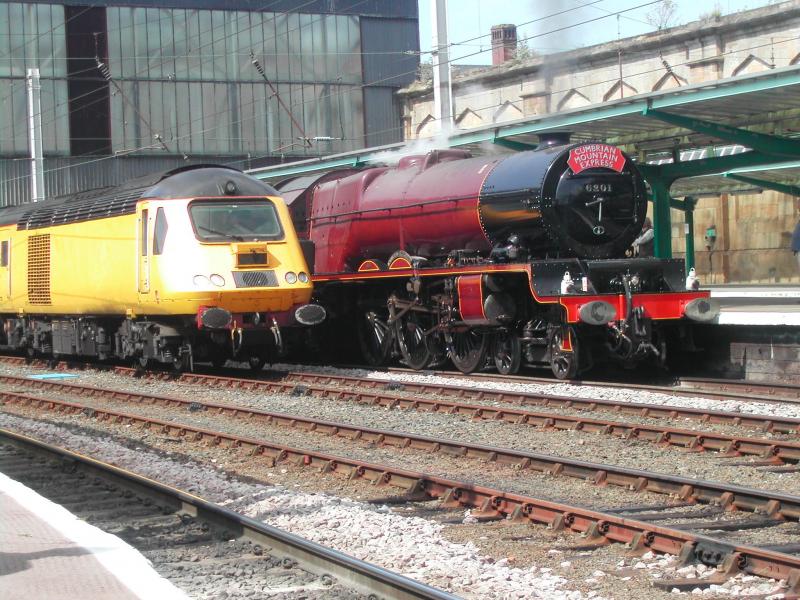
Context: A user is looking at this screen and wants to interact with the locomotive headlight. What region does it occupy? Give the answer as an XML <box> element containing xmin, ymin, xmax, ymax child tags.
<box><xmin>683</xmin><ymin>297</ymin><xmax>720</xmax><ymax>322</ymax></box>
<box><xmin>298</xmin><ymin>272</ymin><xmax>309</xmax><ymax>283</ymax></box>
<box><xmin>193</xmin><ymin>275</ymin><xmax>210</xmax><ymax>288</ymax></box>
<box><xmin>578</xmin><ymin>301</ymin><xmax>617</xmax><ymax>325</ymax></box>
<box><xmin>210</xmin><ymin>274</ymin><xmax>226</xmax><ymax>287</ymax></box>
<box><xmin>285</xmin><ymin>271</ymin><xmax>297</xmax><ymax>284</ymax></box>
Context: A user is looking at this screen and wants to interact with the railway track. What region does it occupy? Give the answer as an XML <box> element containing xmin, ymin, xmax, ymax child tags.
<box><xmin>0</xmin><ymin>428</ymin><xmax>456</xmax><ymax>600</ymax></box>
<box><xmin>330</xmin><ymin>364</ymin><xmax>800</xmax><ymax>405</ymax></box>
<box><xmin>2</xmin><ymin>374</ymin><xmax>800</xmax><ymax>592</ymax></box>
<box><xmin>678</xmin><ymin>376</ymin><xmax>800</xmax><ymax>403</ymax></box>
<box><xmin>3</xmin><ymin>354</ymin><xmax>797</xmax><ymax>434</ymax></box>
<box><xmin>3</xmin><ymin>353</ymin><xmax>799</xmax><ymax>408</ymax></box>
<box><xmin>2</xmin><ymin>375</ymin><xmax>800</xmax><ymax>518</ymax></box>
<box><xmin>2</xmin><ymin>372</ymin><xmax>799</xmax><ymax>467</ymax></box>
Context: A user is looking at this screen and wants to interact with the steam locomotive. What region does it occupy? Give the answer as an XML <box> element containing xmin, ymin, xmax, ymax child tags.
<box><xmin>277</xmin><ymin>136</ymin><xmax>717</xmax><ymax>378</ymax></box>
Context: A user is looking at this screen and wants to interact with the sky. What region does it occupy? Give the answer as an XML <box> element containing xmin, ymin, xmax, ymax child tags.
<box><xmin>418</xmin><ymin>0</ymin><xmax>779</xmax><ymax>65</ymax></box>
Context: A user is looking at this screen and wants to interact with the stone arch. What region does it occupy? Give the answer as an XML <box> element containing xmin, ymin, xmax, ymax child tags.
<box><xmin>454</xmin><ymin>108</ymin><xmax>483</xmax><ymax>130</ymax></box>
<box><xmin>416</xmin><ymin>114</ymin><xmax>436</xmax><ymax>137</ymax></box>
<box><xmin>731</xmin><ymin>54</ymin><xmax>772</xmax><ymax>77</ymax></box>
<box><xmin>556</xmin><ymin>89</ymin><xmax>591</xmax><ymax>112</ymax></box>
<box><xmin>652</xmin><ymin>71</ymin><xmax>688</xmax><ymax>91</ymax></box>
<box><xmin>492</xmin><ymin>100</ymin><xmax>523</xmax><ymax>123</ymax></box>
<box><xmin>602</xmin><ymin>80</ymin><xmax>638</xmax><ymax>102</ymax></box>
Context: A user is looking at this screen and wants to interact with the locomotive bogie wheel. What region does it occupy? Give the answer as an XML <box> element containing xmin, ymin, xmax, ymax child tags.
<box><xmin>652</xmin><ymin>327</ymin><xmax>668</xmax><ymax>370</ymax></box>
<box><xmin>493</xmin><ymin>330</ymin><xmax>521</xmax><ymax>375</ymax></box>
<box><xmin>446</xmin><ymin>329</ymin><xmax>489</xmax><ymax>374</ymax></box>
<box><xmin>358</xmin><ymin>308</ymin><xmax>393</xmax><ymax>366</ymax></box>
<box><xmin>394</xmin><ymin>310</ymin><xmax>431</xmax><ymax>370</ymax></box>
<box><xmin>137</xmin><ymin>355</ymin><xmax>151</xmax><ymax>370</ymax></box>
<box><xmin>173</xmin><ymin>353</ymin><xmax>193</xmax><ymax>373</ymax></box>
<box><xmin>210</xmin><ymin>355</ymin><xmax>227</xmax><ymax>369</ymax></box>
<box><xmin>248</xmin><ymin>356</ymin><xmax>266</xmax><ymax>372</ymax></box>
<box><xmin>549</xmin><ymin>328</ymin><xmax>579</xmax><ymax>380</ymax></box>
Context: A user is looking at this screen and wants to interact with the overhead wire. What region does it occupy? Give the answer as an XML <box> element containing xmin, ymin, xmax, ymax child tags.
<box><xmin>0</xmin><ymin>0</ymin><xmax>327</xmax><ymax>126</ymax></box>
<box><xmin>0</xmin><ymin>0</ymin><xmax>363</xmax><ymax>141</ymax></box>
<box><xmin>6</xmin><ymin>11</ymin><xmax>789</xmax><ymax>156</ymax></box>
<box><xmin>0</xmin><ymin>0</ymin><xmax>371</xmax><ymax>174</ymax></box>
<box><xmin>0</xmin><ymin>0</ymin><xmax>612</xmax><ymax>160</ymax></box>
<box><xmin>2</xmin><ymin>0</ymin><xmax>782</xmax><ymax>184</ymax></box>
<box><xmin>0</xmin><ymin>0</ymin><xmax>744</xmax><ymax>184</ymax></box>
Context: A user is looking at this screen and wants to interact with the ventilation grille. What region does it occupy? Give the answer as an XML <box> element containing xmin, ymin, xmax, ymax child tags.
<box><xmin>27</xmin><ymin>234</ymin><xmax>51</xmax><ymax>305</ymax></box>
<box><xmin>18</xmin><ymin>189</ymin><xmax>143</xmax><ymax>230</ymax></box>
<box><xmin>232</xmin><ymin>270</ymin><xmax>278</xmax><ymax>288</ymax></box>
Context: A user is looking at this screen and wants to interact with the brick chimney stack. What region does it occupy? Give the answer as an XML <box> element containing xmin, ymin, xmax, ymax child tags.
<box><xmin>491</xmin><ymin>24</ymin><xmax>517</xmax><ymax>66</ymax></box>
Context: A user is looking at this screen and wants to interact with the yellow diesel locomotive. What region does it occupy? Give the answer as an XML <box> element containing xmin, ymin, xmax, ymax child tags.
<box><xmin>0</xmin><ymin>165</ymin><xmax>324</xmax><ymax>370</ymax></box>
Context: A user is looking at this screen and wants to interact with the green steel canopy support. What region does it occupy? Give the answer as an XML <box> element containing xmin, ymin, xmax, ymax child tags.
<box><xmin>646</xmin><ymin>177</ymin><xmax>673</xmax><ymax>259</ymax></box>
<box><xmin>645</xmin><ymin>194</ymin><xmax>687</xmax><ymax>211</ymax></box>
<box><xmin>723</xmin><ymin>172</ymin><xmax>800</xmax><ymax>196</ymax></box>
<box><xmin>251</xmin><ymin>67</ymin><xmax>800</xmax><ymax>182</ymax></box>
<box><xmin>681</xmin><ymin>196</ymin><xmax>697</xmax><ymax>272</ymax></box>
<box><xmin>641</xmin><ymin>108</ymin><xmax>800</xmax><ymax>158</ymax></box>
<box><xmin>643</xmin><ymin>193</ymin><xmax>696</xmax><ymax>268</ymax></box>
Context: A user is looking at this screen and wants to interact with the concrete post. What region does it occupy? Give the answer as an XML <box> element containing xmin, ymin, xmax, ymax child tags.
<box><xmin>26</xmin><ymin>68</ymin><xmax>44</xmax><ymax>203</ymax></box>
<box><xmin>431</xmin><ymin>0</ymin><xmax>453</xmax><ymax>134</ymax></box>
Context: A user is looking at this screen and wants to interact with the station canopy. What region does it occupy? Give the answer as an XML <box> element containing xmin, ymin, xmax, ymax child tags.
<box><xmin>249</xmin><ymin>65</ymin><xmax>800</xmax><ymax>198</ymax></box>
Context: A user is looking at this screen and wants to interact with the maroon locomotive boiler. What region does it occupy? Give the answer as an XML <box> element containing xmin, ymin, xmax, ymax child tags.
<box><xmin>277</xmin><ymin>137</ymin><xmax>717</xmax><ymax>378</ymax></box>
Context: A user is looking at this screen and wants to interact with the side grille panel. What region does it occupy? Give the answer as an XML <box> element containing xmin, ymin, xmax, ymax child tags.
<box><xmin>232</xmin><ymin>270</ymin><xmax>278</xmax><ymax>288</ymax></box>
<box><xmin>27</xmin><ymin>234</ymin><xmax>51</xmax><ymax>305</ymax></box>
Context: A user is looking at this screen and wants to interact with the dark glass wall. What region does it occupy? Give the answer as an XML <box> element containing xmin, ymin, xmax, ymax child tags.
<box><xmin>0</xmin><ymin>1</ymin><xmax>418</xmax><ymax>160</ymax></box>
<box><xmin>0</xmin><ymin>2</ymin><xmax>69</xmax><ymax>155</ymax></box>
<box><xmin>105</xmin><ymin>8</ymin><xmax>365</xmax><ymax>156</ymax></box>
<box><xmin>65</xmin><ymin>5</ymin><xmax>111</xmax><ymax>155</ymax></box>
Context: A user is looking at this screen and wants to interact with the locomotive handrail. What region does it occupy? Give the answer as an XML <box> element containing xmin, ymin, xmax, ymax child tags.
<box><xmin>308</xmin><ymin>193</ymin><xmax>477</xmax><ymax>222</ymax></box>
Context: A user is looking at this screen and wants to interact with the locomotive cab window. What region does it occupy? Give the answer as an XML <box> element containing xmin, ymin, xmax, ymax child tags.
<box><xmin>189</xmin><ymin>200</ymin><xmax>284</xmax><ymax>242</ymax></box>
<box><xmin>0</xmin><ymin>241</ymin><xmax>7</xmax><ymax>267</ymax></box>
<box><xmin>141</xmin><ymin>209</ymin><xmax>148</xmax><ymax>256</ymax></box>
<box><xmin>153</xmin><ymin>207</ymin><xmax>168</xmax><ymax>255</ymax></box>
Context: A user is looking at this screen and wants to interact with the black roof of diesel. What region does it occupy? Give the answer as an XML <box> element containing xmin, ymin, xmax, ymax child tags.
<box><xmin>0</xmin><ymin>165</ymin><xmax>279</xmax><ymax>230</ymax></box>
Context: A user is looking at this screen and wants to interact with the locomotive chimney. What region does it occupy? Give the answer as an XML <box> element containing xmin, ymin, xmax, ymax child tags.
<box><xmin>491</xmin><ymin>24</ymin><xmax>517</xmax><ymax>66</ymax></box>
<box><xmin>537</xmin><ymin>132</ymin><xmax>572</xmax><ymax>147</ymax></box>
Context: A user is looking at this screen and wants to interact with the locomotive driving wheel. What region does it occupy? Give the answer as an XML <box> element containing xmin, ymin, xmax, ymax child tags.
<box><xmin>549</xmin><ymin>326</ymin><xmax>579</xmax><ymax>380</ymax></box>
<box><xmin>394</xmin><ymin>310</ymin><xmax>431</xmax><ymax>370</ymax></box>
<box><xmin>446</xmin><ymin>328</ymin><xmax>489</xmax><ymax>374</ymax></box>
<box><xmin>358</xmin><ymin>308</ymin><xmax>392</xmax><ymax>366</ymax></box>
<box><xmin>493</xmin><ymin>330</ymin><xmax>521</xmax><ymax>375</ymax></box>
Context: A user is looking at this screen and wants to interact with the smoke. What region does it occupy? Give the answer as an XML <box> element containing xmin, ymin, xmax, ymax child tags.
<box><xmin>366</xmin><ymin>130</ymin><xmax>460</xmax><ymax>166</ymax></box>
<box><xmin>527</xmin><ymin>1</ymin><xmax>596</xmax><ymax>109</ymax></box>
<box><xmin>527</xmin><ymin>1</ymin><xmax>584</xmax><ymax>52</ymax></box>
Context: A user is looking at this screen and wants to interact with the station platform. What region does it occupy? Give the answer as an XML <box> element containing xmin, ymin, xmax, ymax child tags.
<box><xmin>0</xmin><ymin>471</ymin><xmax>188</xmax><ymax>600</ymax></box>
<box><xmin>707</xmin><ymin>285</ymin><xmax>800</xmax><ymax>326</ymax></box>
